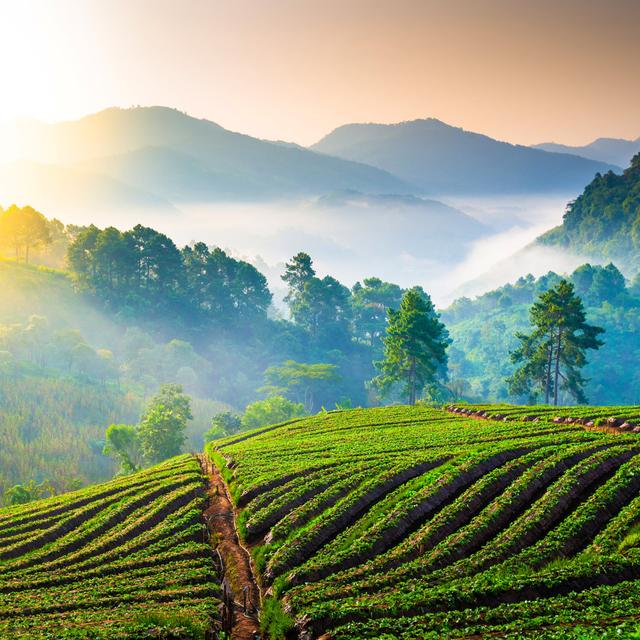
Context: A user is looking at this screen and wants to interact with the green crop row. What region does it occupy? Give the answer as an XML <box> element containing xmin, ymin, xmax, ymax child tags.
<box><xmin>0</xmin><ymin>455</ymin><xmax>219</xmax><ymax>639</ymax></box>
<box><xmin>208</xmin><ymin>405</ymin><xmax>640</xmax><ymax>638</ymax></box>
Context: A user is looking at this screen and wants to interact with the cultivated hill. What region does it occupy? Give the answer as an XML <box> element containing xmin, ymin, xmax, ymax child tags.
<box><xmin>6</xmin><ymin>405</ymin><xmax>640</xmax><ymax>638</ymax></box>
<box><xmin>0</xmin><ymin>456</ymin><xmax>218</xmax><ymax>639</ymax></box>
<box><xmin>210</xmin><ymin>405</ymin><xmax>640</xmax><ymax>639</ymax></box>
<box><xmin>534</xmin><ymin>137</ymin><xmax>640</xmax><ymax>169</ymax></box>
<box><xmin>2</xmin><ymin>107</ymin><xmax>412</xmax><ymax>209</ymax></box>
<box><xmin>311</xmin><ymin>118</ymin><xmax>617</xmax><ymax>196</ymax></box>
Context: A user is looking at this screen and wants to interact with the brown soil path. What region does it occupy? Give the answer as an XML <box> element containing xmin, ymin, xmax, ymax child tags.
<box><xmin>197</xmin><ymin>454</ymin><xmax>261</xmax><ymax>640</ymax></box>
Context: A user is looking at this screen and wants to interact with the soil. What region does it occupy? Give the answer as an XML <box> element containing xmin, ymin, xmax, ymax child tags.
<box><xmin>197</xmin><ymin>455</ymin><xmax>261</xmax><ymax>640</ymax></box>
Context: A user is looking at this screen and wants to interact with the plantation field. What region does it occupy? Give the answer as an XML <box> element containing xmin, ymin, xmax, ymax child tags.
<box><xmin>210</xmin><ymin>406</ymin><xmax>640</xmax><ymax>639</ymax></box>
<box><xmin>0</xmin><ymin>455</ymin><xmax>219</xmax><ymax>639</ymax></box>
<box><xmin>447</xmin><ymin>403</ymin><xmax>640</xmax><ymax>429</ymax></box>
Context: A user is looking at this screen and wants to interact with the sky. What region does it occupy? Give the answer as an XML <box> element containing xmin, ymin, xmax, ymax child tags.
<box><xmin>0</xmin><ymin>0</ymin><xmax>638</xmax><ymax>146</ymax></box>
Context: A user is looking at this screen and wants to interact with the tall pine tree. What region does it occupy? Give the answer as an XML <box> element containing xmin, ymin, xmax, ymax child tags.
<box><xmin>373</xmin><ymin>289</ymin><xmax>449</xmax><ymax>405</ymax></box>
<box><xmin>507</xmin><ymin>279</ymin><xmax>604</xmax><ymax>405</ymax></box>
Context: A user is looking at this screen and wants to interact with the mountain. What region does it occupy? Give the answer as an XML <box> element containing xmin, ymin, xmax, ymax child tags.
<box><xmin>533</xmin><ymin>137</ymin><xmax>640</xmax><ymax>169</ymax></box>
<box><xmin>537</xmin><ymin>154</ymin><xmax>640</xmax><ymax>271</ymax></box>
<box><xmin>311</xmin><ymin>118</ymin><xmax>617</xmax><ymax>196</ymax></box>
<box><xmin>313</xmin><ymin>190</ymin><xmax>487</xmax><ymax>264</ymax></box>
<box><xmin>0</xmin><ymin>159</ymin><xmax>178</xmax><ymax>219</ymax></box>
<box><xmin>2</xmin><ymin>107</ymin><xmax>412</xmax><ymax>205</ymax></box>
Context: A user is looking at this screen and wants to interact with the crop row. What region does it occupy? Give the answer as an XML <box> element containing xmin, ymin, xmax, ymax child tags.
<box><xmin>210</xmin><ymin>405</ymin><xmax>640</xmax><ymax>638</ymax></box>
<box><xmin>0</xmin><ymin>455</ymin><xmax>220</xmax><ymax>638</ymax></box>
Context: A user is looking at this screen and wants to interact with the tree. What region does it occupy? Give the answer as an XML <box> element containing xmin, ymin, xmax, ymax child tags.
<box><xmin>0</xmin><ymin>205</ymin><xmax>51</xmax><ymax>263</ymax></box>
<box><xmin>507</xmin><ymin>280</ymin><xmax>604</xmax><ymax>405</ymax></box>
<box><xmin>281</xmin><ymin>253</ymin><xmax>355</xmax><ymax>349</ymax></box>
<box><xmin>137</xmin><ymin>384</ymin><xmax>192</xmax><ymax>464</ymax></box>
<box><xmin>3</xmin><ymin>479</ymin><xmax>55</xmax><ymax>506</ymax></box>
<box><xmin>204</xmin><ymin>411</ymin><xmax>242</xmax><ymax>442</ymax></box>
<box><xmin>282</xmin><ymin>252</ymin><xmax>315</xmax><ymax>318</ymax></box>
<box><xmin>262</xmin><ymin>360</ymin><xmax>339</xmax><ymax>412</ymax></box>
<box><xmin>372</xmin><ymin>289</ymin><xmax>449</xmax><ymax>405</ymax></box>
<box><xmin>103</xmin><ymin>424</ymin><xmax>142</xmax><ymax>474</ymax></box>
<box><xmin>241</xmin><ymin>396</ymin><xmax>306</xmax><ymax>430</ymax></box>
<box><xmin>352</xmin><ymin>278</ymin><xmax>404</xmax><ymax>352</ymax></box>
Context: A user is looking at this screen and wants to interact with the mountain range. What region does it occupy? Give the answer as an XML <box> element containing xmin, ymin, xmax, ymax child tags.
<box><xmin>0</xmin><ymin>108</ymin><xmax>622</xmax><ymax>218</ymax></box>
<box><xmin>533</xmin><ymin>137</ymin><xmax>640</xmax><ymax>169</ymax></box>
<box><xmin>0</xmin><ymin>107</ymin><xmax>410</xmax><ymax>215</ymax></box>
<box><xmin>311</xmin><ymin>118</ymin><xmax>616</xmax><ymax>195</ymax></box>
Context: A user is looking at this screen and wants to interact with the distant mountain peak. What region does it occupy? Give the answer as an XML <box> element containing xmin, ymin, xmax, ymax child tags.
<box><xmin>532</xmin><ymin>136</ymin><xmax>639</xmax><ymax>168</ymax></box>
<box><xmin>312</xmin><ymin>119</ymin><xmax>617</xmax><ymax>196</ymax></box>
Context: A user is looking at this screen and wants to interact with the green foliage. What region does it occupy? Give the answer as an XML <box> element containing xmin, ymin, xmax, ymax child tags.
<box><xmin>129</xmin><ymin>611</ymin><xmax>207</xmax><ymax>639</ymax></box>
<box><xmin>507</xmin><ymin>280</ymin><xmax>604</xmax><ymax>405</ymax></box>
<box><xmin>259</xmin><ymin>597</ymin><xmax>295</xmax><ymax>640</ymax></box>
<box><xmin>443</xmin><ymin>263</ymin><xmax>640</xmax><ymax>405</ymax></box>
<box><xmin>241</xmin><ymin>396</ymin><xmax>306</xmax><ymax>430</ymax></box>
<box><xmin>262</xmin><ymin>360</ymin><xmax>339</xmax><ymax>412</ymax></box>
<box><xmin>103</xmin><ymin>424</ymin><xmax>142</xmax><ymax>474</ymax></box>
<box><xmin>68</xmin><ymin>226</ymin><xmax>272</xmax><ymax>325</ymax></box>
<box><xmin>204</xmin><ymin>411</ymin><xmax>242</xmax><ymax>443</ymax></box>
<box><xmin>538</xmin><ymin>154</ymin><xmax>640</xmax><ymax>267</ymax></box>
<box><xmin>373</xmin><ymin>289</ymin><xmax>449</xmax><ymax>404</ymax></box>
<box><xmin>216</xmin><ymin>405</ymin><xmax>640</xmax><ymax>639</ymax></box>
<box><xmin>0</xmin><ymin>372</ymin><xmax>140</xmax><ymax>501</ymax></box>
<box><xmin>351</xmin><ymin>277</ymin><xmax>404</xmax><ymax>354</ymax></box>
<box><xmin>138</xmin><ymin>385</ymin><xmax>192</xmax><ymax>465</ymax></box>
<box><xmin>0</xmin><ymin>204</ymin><xmax>51</xmax><ymax>264</ymax></box>
<box><xmin>0</xmin><ymin>455</ymin><xmax>218</xmax><ymax>639</ymax></box>
<box><xmin>3</xmin><ymin>479</ymin><xmax>55</xmax><ymax>505</ymax></box>
<box><xmin>618</xmin><ymin>524</ymin><xmax>640</xmax><ymax>554</ymax></box>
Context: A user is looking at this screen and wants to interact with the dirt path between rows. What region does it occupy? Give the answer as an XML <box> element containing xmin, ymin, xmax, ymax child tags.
<box><xmin>197</xmin><ymin>454</ymin><xmax>261</xmax><ymax>640</ymax></box>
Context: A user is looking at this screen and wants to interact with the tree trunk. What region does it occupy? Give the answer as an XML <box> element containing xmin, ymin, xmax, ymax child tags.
<box><xmin>545</xmin><ymin>336</ymin><xmax>553</xmax><ymax>405</ymax></box>
<box><xmin>409</xmin><ymin>357</ymin><xmax>416</xmax><ymax>405</ymax></box>
<box><xmin>25</xmin><ymin>244</ymin><xmax>30</xmax><ymax>265</ymax></box>
<box><xmin>554</xmin><ymin>328</ymin><xmax>562</xmax><ymax>406</ymax></box>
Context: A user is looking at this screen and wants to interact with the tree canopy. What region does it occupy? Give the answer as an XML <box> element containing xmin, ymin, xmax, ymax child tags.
<box><xmin>0</xmin><ymin>205</ymin><xmax>51</xmax><ymax>263</ymax></box>
<box><xmin>507</xmin><ymin>280</ymin><xmax>604</xmax><ymax>405</ymax></box>
<box><xmin>373</xmin><ymin>289</ymin><xmax>449</xmax><ymax>404</ymax></box>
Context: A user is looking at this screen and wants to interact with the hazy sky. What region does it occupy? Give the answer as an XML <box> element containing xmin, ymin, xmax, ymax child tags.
<box><xmin>1</xmin><ymin>0</ymin><xmax>638</xmax><ymax>146</ymax></box>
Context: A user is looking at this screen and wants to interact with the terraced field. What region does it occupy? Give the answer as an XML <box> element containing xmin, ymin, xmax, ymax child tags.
<box><xmin>0</xmin><ymin>455</ymin><xmax>219</xmax><ymax>639</ymax></box>
<box><xmin>5</xmin><ymin>406</ymin><xmax>640</xmax><ymax>639</ymax></box>
<box><xmin>210</xmin><ymin>406</ymin><xmax>640</xmax><ymax>639</ymax></box>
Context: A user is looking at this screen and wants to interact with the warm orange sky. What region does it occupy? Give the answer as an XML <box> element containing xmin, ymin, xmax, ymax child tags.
<box><xmin>1</xmin><ymin>0</ymin><xmax>638</xmax><ymax>146</ymax></box>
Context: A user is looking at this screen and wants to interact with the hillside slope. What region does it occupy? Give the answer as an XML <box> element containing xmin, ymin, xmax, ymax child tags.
<box><xmin>209</xmin><ymin>406</ymin><xmax>640</xmax><ymax>638</ymax></box>
<box><xmin>311</xmin><ymin>118</ymin><xmax>617</xmax><ymax>195</ymax></box>
<box><xmin>6</xmin><ymin>407</ymin><xmax>640</xmax><ymax>638</ymax></box>
<box><xmin>0</xmin><ymin>455</ymin><xmax>218</xmax><ymax>639</ymax></box>
<box><xmin>2</xmin><ymin>107</ymin><xmax>412</xmax><ymax>208</ymax></box>
<box><xmin>537</xmin><ymin>154</ymin><xmax>640</xmax><ymax>271</ymax></box>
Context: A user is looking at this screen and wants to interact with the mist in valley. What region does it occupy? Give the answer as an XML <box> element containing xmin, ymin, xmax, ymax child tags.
<box><xmin>38</xmin><ymin>191</ymin><xmax>590</xmax><ymax>309</ymax></box>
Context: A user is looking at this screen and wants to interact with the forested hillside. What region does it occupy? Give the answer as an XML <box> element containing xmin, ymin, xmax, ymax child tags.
<box><xmin>443</xmin><ymin>263</ymin><xmax>640</xmax><ymax>404</ymax></box>
<box><xmin>538</xmin><ymin>154</ymin><xmax>640</xmax><ymax>270</ymax></box>
<box><xmin>0</xmin><ymin>212</ymin><xmax>443</xmax><ymax>498</ymax></box>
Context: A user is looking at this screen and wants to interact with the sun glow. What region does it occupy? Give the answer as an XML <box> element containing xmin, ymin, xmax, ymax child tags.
<box><xmin>0</xmin><ymin>2</ymin><xmax>108</xmax><ymax>129</ymax></box>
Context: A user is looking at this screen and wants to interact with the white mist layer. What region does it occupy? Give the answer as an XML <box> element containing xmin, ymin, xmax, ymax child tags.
<box><xmin>0</xmin><ymin>186</ymin><xmax>597</xmax><ymax>308</ymax></box>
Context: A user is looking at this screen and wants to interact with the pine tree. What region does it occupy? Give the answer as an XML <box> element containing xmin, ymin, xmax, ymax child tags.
<box><xmin>372</xmin><ymin>289</ymin><xmax>449</xmax><ymax>405</ymax></box>
<box><xmin>507</xmin><ymin>279</ymin><xmax>604</xmax><ymax>405</ymax></box>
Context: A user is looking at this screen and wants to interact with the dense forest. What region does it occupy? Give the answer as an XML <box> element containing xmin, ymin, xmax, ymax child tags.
<box><xmin>444</xmin><ymin>262</ymin><xmax>640</xmax><ymax>404</ymax></box>
<box><xmin>539</xmin><ymin>153</ymin><xmax>640</xmax><ymax>268</ymax></box>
